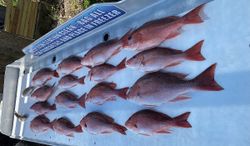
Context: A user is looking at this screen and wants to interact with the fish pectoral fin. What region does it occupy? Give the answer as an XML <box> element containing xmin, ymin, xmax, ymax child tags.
<box><xmin>156</xmin><ymin>129</ymin><xmax>171</xmax><ymax>134</ymax></box>
<box><xmin>169</xmin><ymin>96</ymin><xmax>191</xmax><ymax>102</ymax></box>
<box><xmin>140</xmin><ymin>56</ymin><xmax>146</xmax><ymax>66</ymax></box>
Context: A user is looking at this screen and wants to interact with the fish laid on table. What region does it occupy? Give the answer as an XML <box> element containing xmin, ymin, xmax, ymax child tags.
<box><xmin>22</xmin><ymin>86</ymin><xmax>36</xmax><ymax>97</ymax></box>
<box><xmin>88</xmin><ymin>58</ymin><xmax>126</xmax><ymax>82</ymax></box>
<box><xmin>30</xmin><ymin>101</ymin><xmax>56</xmax><ymax>114</ymax></box>
<box><xmin>126</xmin><ymin>40</ymin><xmax>205</xmax><ymax>72</ymax></box>
<box><xmin>55</xmin><ymin>91</ymin><xmax>86</xmax><ymax>108</ymax></box>
<box><xmin>81</xmin><ymin>39</ymin><xmax>123</xmax><ymax>67</ymax></box>
<box><xmin>80</xmin><ymin>112</ymin><xmax>127</xmax><ymax>135</ymax></box>
<box><xmin>85</xmin><ymin>82</ymin><xmax>128</xmax><ymax>105</ymax></box>
<box><xmin>32</xmin><ymin>68</ymin><xmax>59</xmax><ymax>86</ymax></box>
<box><xmin>52</xmin><ymin>117</ymin><xmax>82</xmax><ymax>137</ymax></box>
<box><xmin>30</xmin><ymin>115</ymin><xmax>53</xmax><ymax>133</ymax></box>
<box><xmin>58</xmin><ymin>74</ymin><xmax>85</xmax><ymax>88</ymax></box>
<box><xmin>31</xmin><ymin>84</ymin><xmax>55</xmax><ymax>101</ymax></box>
<box><xmin>121</xmin><ymin>4</ymin><xmax>207</xmax><ymax>52</ymax></box>
<box><xmin>127</xmin><ymin>64</ymin><xmax>223</xmax><ymax>106</ymax></box>
<box><xmin>125</xmin><ymin>109</ymin><xmax>191</xmax><ymax>136</ymax></box>
<box><xmin>58</xmin><ymin>56</ymin><xmax>83</xmax><ymax>74</ymax></box>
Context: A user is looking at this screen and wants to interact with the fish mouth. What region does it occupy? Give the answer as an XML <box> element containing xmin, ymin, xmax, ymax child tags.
<box><xmin>125</xmin><ymin>59</ymin><xmax>131</xmax><ymax>67</ymax></box>
<box><xmin>124</xmin><ymin>120</ymin><xmax>130</xmax><ymax>128</ymax></box>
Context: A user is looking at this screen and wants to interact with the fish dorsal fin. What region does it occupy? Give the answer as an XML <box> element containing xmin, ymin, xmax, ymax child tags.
<box><xmin>164</xmin><ymin>72</ymin><xmax>188</xmax><ymax>79</ymax></box>
<box><xmin>155</xmin><ymin>47</ymin><xmax>183</xmax><ymax>54</ymax></box>
<box><xmin>102</xmin><ymin>82</ymin><xmax>117</xmax><ymax>89</ymax></box>
<box><xmin>141</xmin><ymin>16</ymin><xmax>180</xmax><ymax>29</ymax></box>
<box><xmin>92</xmin><ymin>112</ymin><xmax>114</xmax><ymax>123</ymax></box>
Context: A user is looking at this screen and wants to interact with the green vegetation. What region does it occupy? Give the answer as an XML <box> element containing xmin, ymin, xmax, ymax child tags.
<box><xmin>0</xmin><ymin>0</ymin><xmax>19</xmax><ymax>6</ymax></box>
<box><xmin>81</xmin><ymin>0</ymin><xmax>120</xmax><ymax>9</ymax></box>
<box><xmin>0</xmin><ymin>0</ymin><xmax>6</xmax><ymax>6</ymax></box>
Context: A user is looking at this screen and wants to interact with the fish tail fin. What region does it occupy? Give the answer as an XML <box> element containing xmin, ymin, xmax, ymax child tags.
<box><xmin>183</xmin><ymin>4</ymin><xmax>208</xmax><ymax>24</ymax></box>
<box><xmin>117</xmin><ymin>87</ymin><xmax>129</xmax><ymax>99</ymax></box>
<box><xmin>185</xmin><ymin>40</ymin><xmax>205</xmax><ymax>61</ymax></box>
<box><xmin>53</xmin><ymin>70</ymin><xmax>59</xmax><ymax>78</ymax></box>
<box><xmin>75</xmin><ymin>125</ymin><xmax>83</xmax><ymax>133</ymax></box>
<box><xmin>173</xmin><ymin>112</ymin><xmax>192</xmax><ymax>128</ymax></box>
<box><xmin>193</xmin><ymin>64</ymin><xmax>224</xmax><ymax>91</ymax></box>
<box><xmin>51</xmin><ymin>104</ymin><xmax>56</xmax><ymax>110</ymax></box>
<box><xmin>117</xmin><ymin>58</ymin><xmax>127</xmax><ymax>70</ymax></box>
<box><xmin>78</xmin><ymin>76</ymin><xmax>85</xmax><ymax>84</ymax></box>
<box><xmin>78</xmin><ymin>93</ymin><xmax>86</xmax><ymax>108</ymax></box>
<box><xmin>113</xmin><ymin>123</ymin><xmax>127</xmax><ymax>135</ymax></box>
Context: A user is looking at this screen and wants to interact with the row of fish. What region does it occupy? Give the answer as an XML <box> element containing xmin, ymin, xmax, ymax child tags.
<box><xmin>25</xmin><ymin>3</ymin><xmax>222</xmax><ymax>137</ymax></box>
<box><xmin>30</xmin><ymin>62</ymin><xmax>222</xmax><ymax>116</ymax></box>
<box><xmin>30</xmin><ymin>109</ymin><xmax>191</xmax><ymax>137</ymax></box>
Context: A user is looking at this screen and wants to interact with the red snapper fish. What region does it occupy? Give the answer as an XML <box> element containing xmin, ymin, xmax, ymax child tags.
<box><xmin>57</xmin><ymin>56</ymin><xmax>83</xmax><ymax>74</ymax></box>
<box><xmin>31</xmin><ymin>84</ymin><xmax>55</xmax><ymax>101</ymax></box>
<box><xmin>30</xmin><ymin>101</ymin><xmax>56</xmax><ymax>114</ymax></box>
<box><xmin>125</xmin><ymin>110</ymin><xmax>191</xmax><ymax>136</ymax></box>
<box><xmin>127</xmin><ymin>64</ymin><xmax>223</xmax><ymax>106</ymax></box>
<box><xmin>85</xmin><ymin>82</ymin><xmax>128</xmax><ymax>105</ymax></box>
<box><xmin>81</xmin><ymin>39</ymin><xmax>122</xmax><ymax>67</ymax></box>
<box><xmin>52</xmin><ymin>117</ymin><xmax>82</xmax><ymax>137</ymax></box>
<box><xmin>121</xmin><ymin>4</ymin><xmax>207</xmax><ymax>51</ymax></box>
<box><xmin>80</xmin><ymin>112</ymin><xmax>127</xmax><ymax>135</ymax></box>
<box><xmin>30</xmin><ymin>115</ymin><xmax>53</xmax><ymax>133</ymax></box>
<box><xmin>58</xmin><ymin>74</ymin><xmax>85</xmax><ymax>88</ymax></box>
<box><xmin>88</xmin><ymin>58</ymin><xmax>126</xmax><ymax>82</ymax></box>
<box><xmin>126</xmin><ymin>40</ymin><xmax>205</xmax><ymax>72</ymax></box>
<box><xmin>32</xmin><ymin>68</ymin><xmax>59</xmax><ymax>86</ymax></box>
<box><xmin>55</xmin><ymin>91</ymin><xmax>86</xmax><ymax>108</ymax></box>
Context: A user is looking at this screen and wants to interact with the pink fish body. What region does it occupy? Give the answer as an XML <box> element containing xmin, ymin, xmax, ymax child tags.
<box><xmin>126</xmin><ymin>40</ymin><xmax>205</xmax><ymax>72</ymax></box>
<box><xmin>125</xmin><ymin>110</ymin><xmax>191</xmax><ymax>136</ymax></box>
<box><xmin>30</xmin><ymin>115</ymin><xmax>53</xmax><ymax>133</ymax></box>
<box><xmin>88</xmin><ymin>58</ymin><xmax>126</xmax><ymax>82</ymax></box>
<box><xmin>30</xmin><ymin>101</ymin><xmax>56</xmax><ymax>114</ymax></box>
<box><xmin>52</xmin><ymin>118</ymin><xmax>82</xmax><ymax>137</ymax></box>
<box><xmin>31</xmin><ymin>85</ymin><xmax>55</xmax><ymax>101</ymax></box>
<box><xmin>55</xmin><ymin>91</ymin><xmax>86</xmax><ymax>108</ymax></box>
<box><xmin>127</xmin><ymin>64</ymin><xmax>223</xmax><ymax>106</ymax></box>
<box><xmin>121</xmin><ymin>4</ymin><xmax>206</xmax><ymax>51</ymax></box>
<box><xmin>58</xmin><ymin>56</ymin><xmax>83</xmax><ymax>74</ymax></box>
<box><xmin>86</xmin><ymin>82</ymin><xmax>128</xmax><ymax>105</ymax></box>
<box><xmin>81</xmin><ymin>39</ymin><xmax>122</xmax><ymax>67</ymax></box>
<box><xmin>80</xmin><ymin>112</ymin><xmax>127</xmax><ymax>135</ymax></box>
<box><xmin>58</xmin><ymin>74</ymin><xmax>85</xmax><ymax>88</ymax></box>
<box><xmin>32</xmin><ymin>68</ymin><xmax>59</xmax><ymax>86</ymax></box>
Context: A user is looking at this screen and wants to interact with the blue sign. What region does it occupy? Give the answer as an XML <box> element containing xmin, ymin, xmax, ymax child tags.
<box><xmin>23</xmin><ymin>5</ymin><xmax>126</xmax><ymax>56</ymax></box>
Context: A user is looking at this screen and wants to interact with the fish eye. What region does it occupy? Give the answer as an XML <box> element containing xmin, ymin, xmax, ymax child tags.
<box><xmin>128</xmin><ymin>36</ymin><xmax>132</xmax><ymax>40</ymax></box>
<box><xmin>134</xmin><ymin>124</ymin><xmax>137</xmax><ymax>128</ymax></box>
<box><xmin>85</xmin><ymin>123</ymin><xmax>87</xmax><ymax>127</ymax></box>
